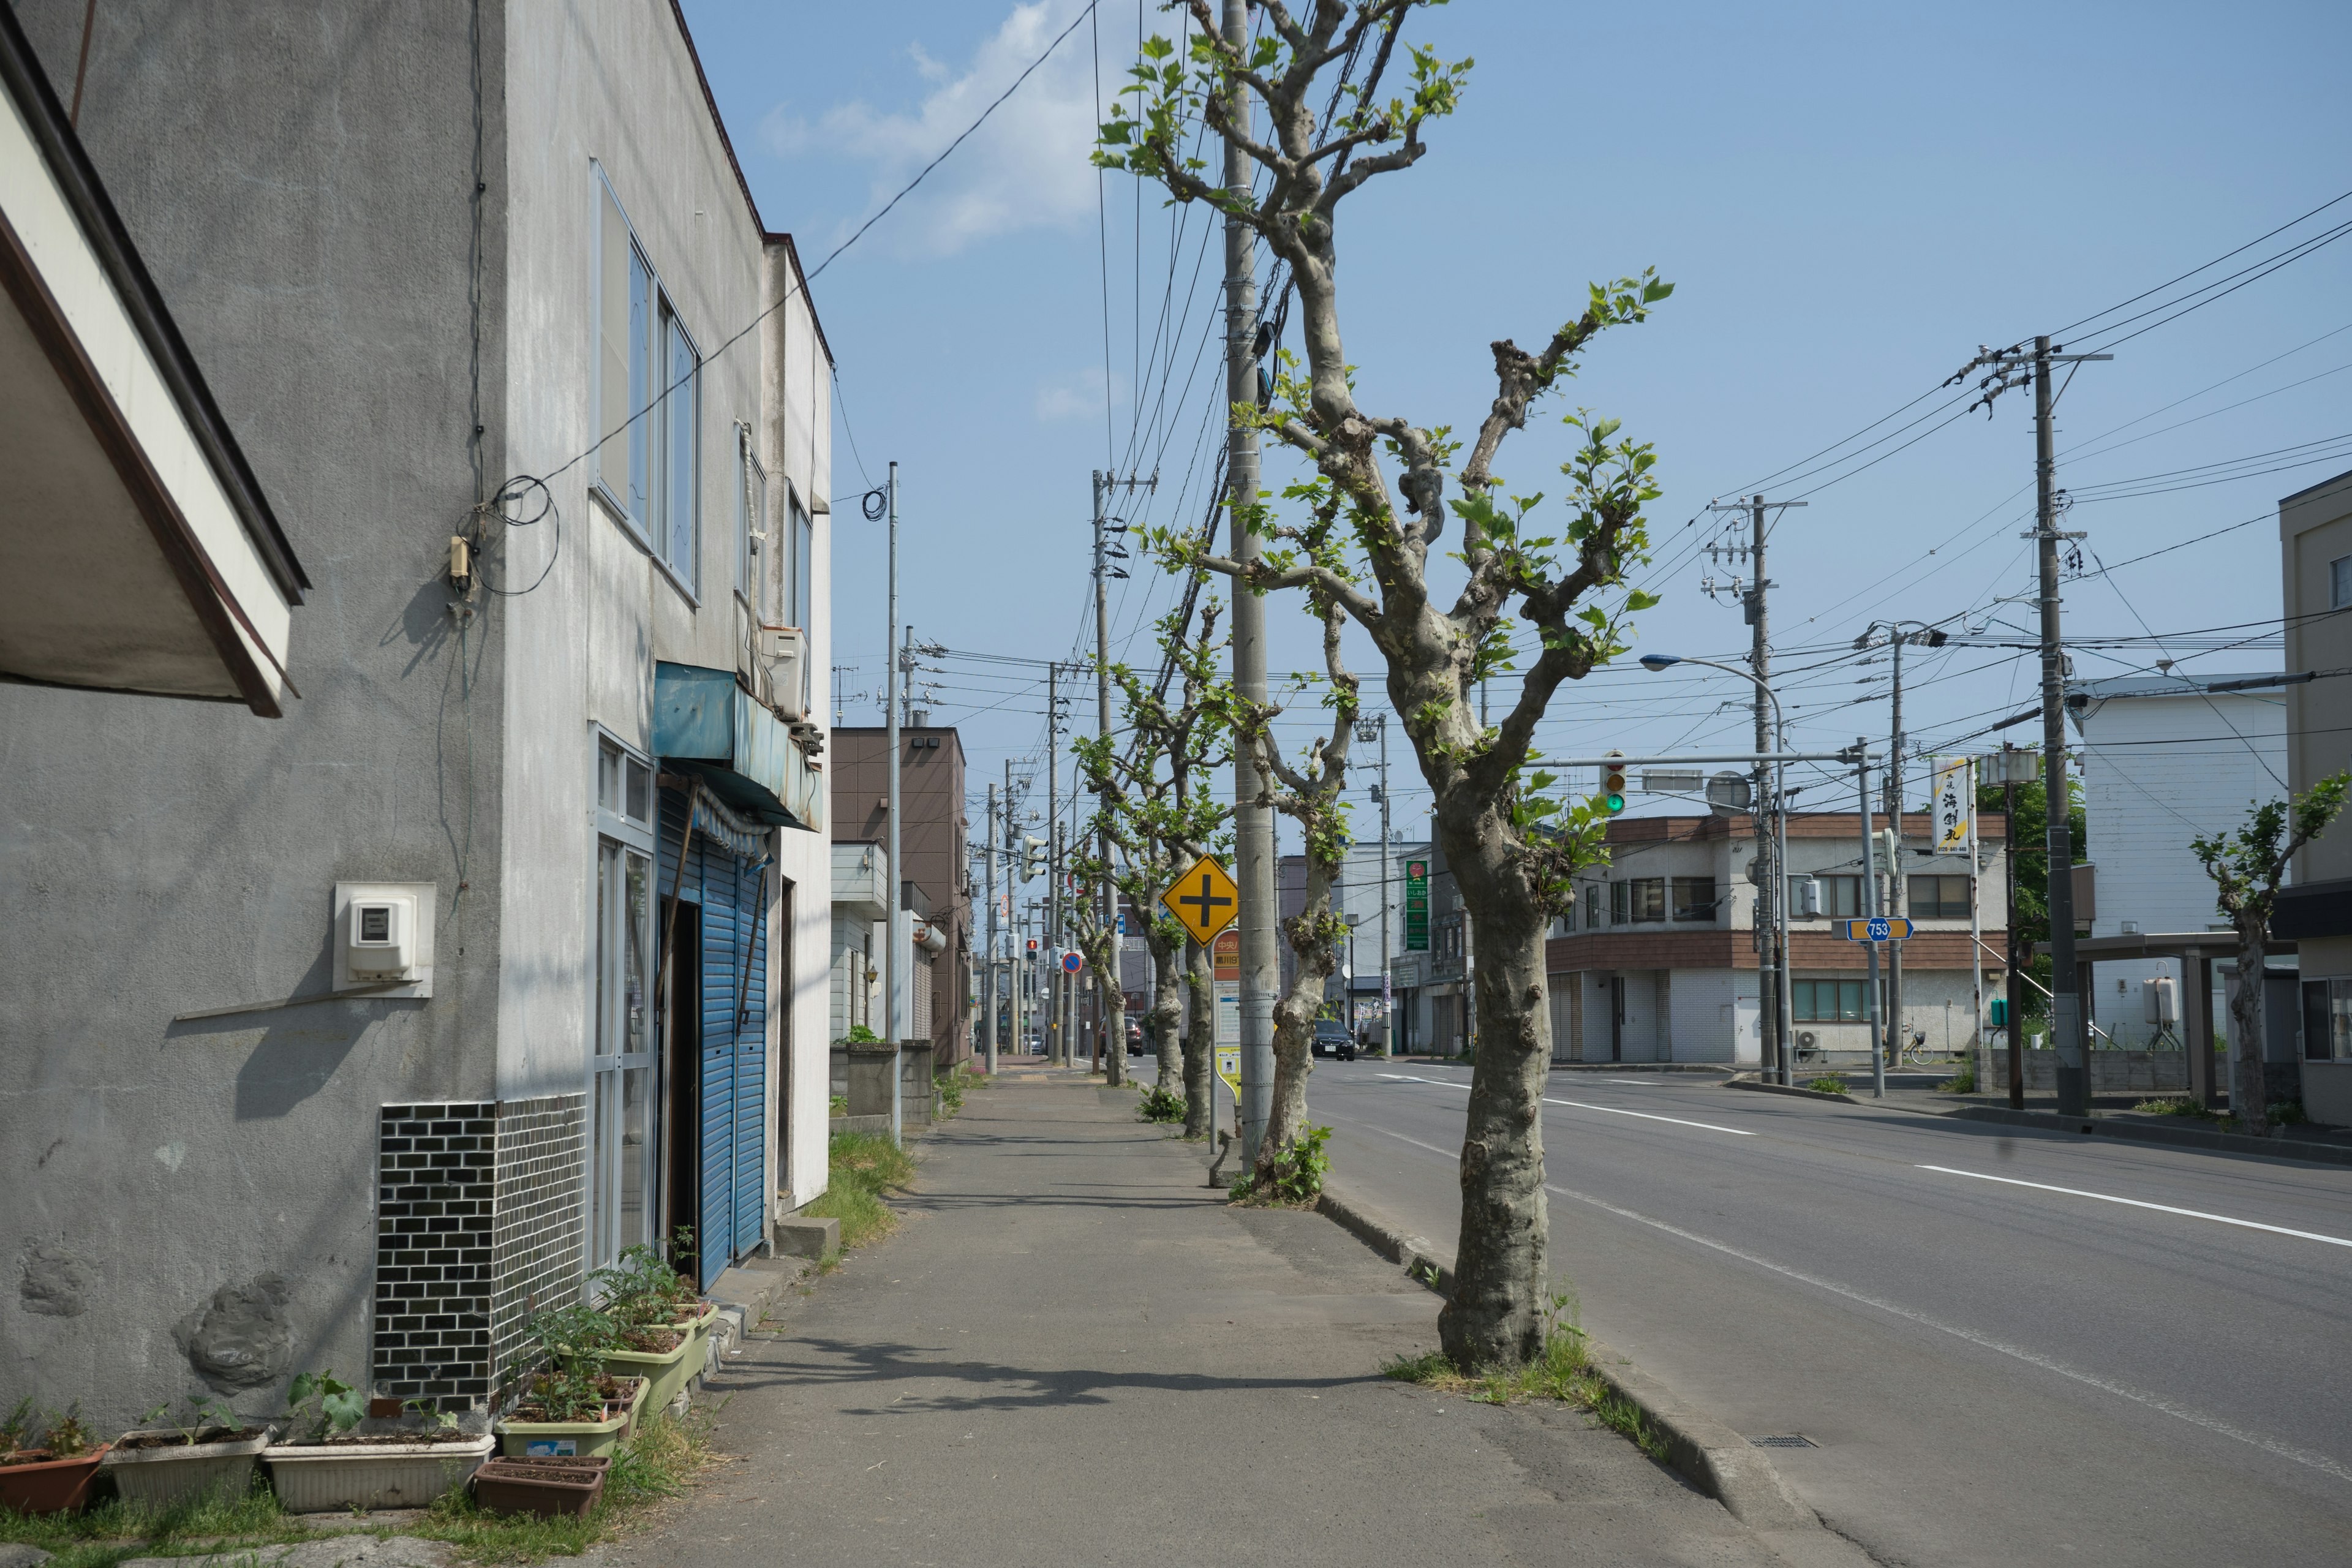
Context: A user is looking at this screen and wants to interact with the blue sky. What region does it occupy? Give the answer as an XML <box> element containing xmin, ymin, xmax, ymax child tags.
<box><xmin>680</xmin><ymin>0</ymin><xmax>2352</xmax><ymax>837</ymax></box>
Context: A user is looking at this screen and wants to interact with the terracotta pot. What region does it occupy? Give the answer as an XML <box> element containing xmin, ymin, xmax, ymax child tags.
<box><xmin>0</xmin><ymin>1444</ymin><xmax>111</xmax><ymax>1515</ymax></box>
<box><xmin>471</xmin><ymin>1455</ymin><xmax>608</xmax><ymax>1518</ymax></box>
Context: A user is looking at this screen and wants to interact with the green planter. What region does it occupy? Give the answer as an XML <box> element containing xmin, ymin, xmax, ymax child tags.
<box><xmin>494</xmin><ymin>1377</ymin><xmax>645</xmax><ymax>1460</ymax></box>
<box><xmin>570</xmin><ymin>1302</ymin><xmax>718</xmax><ymax>1420</ymax></box>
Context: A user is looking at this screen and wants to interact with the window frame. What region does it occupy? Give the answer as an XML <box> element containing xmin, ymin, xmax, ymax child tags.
<box><xmin>2333</xmin><ymin>554</ymin><xmax>2352</xmax><ymax>612</ymax></box>
<box><xmin>1907</xmin><ymin>873</ymin><xmax>1972</xmax><ymax>920</ymax></box>
<box><xmin>590</xmin><ymin>164</ymin><xmax>701</xmax><ymax>603</ymax></box>
<box><xmin>1670</xmin><ymin>876</ymin><xmax>1717</xmax><ymax>923</ymax></box>
<box><xmin>588</xmin><ymin>728</ymin><xmax>660</xmax><ymax>1276</ymax></box>
<box><xmin>1791</xmin><ymin>874</ymin><xmax>1863</xmax><ymax>919</ymax></box>
<box><xmin>1627</xmin><ymin>878</ymin><xmax>1666</xmax><ymax>924</ymax></box>
<box><xmin>1793</xmin><ymin>978</ymin><xmax>1868</xmax><ymax>1022</ymax></box>
<box><xmin>1609</xmin><ymin>880</ymin><xmax>1628</xmax><ymax>925</ymax></box>
<box><xmin>737</xmin><ymin>430</ymin><xmax>766</xmax><ymax>611</ymax></box>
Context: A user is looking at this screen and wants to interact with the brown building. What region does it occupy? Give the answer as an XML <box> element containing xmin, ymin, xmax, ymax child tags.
<box><xmin>831</xmin><ymin>726</ymin><xmax>972</xmax><ymax>1066</ymax></box>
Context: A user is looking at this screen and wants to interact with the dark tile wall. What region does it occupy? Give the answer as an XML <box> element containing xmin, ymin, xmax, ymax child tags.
<box><xmin>373</xmin><ymin>1095</ymin><xmax>586</xmax><ymax>1408</ymax></box>
<box><xmin>372</xmin><ymin>1102</ymin><xmax>497</xmax><ymax>1407</ymax></box>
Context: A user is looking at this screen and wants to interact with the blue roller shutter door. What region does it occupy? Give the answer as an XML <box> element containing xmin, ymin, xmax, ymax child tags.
<box><xmin>661</xmin><ymin>796</ymin><xmax>771</xmax><ymax>1291</ymax></box>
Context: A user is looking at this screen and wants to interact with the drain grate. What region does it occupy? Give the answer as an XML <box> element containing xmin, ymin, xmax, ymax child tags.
<box><xmin>1748</xmin><ymin>1435</ymin><xmax>1815</xmax><ymax>1448</ymax></box>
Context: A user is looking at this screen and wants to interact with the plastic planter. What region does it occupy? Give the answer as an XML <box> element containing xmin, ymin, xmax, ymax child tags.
<box><xmin>576</xmin><ymin>1333</ymin><xmax>695</xmax><ymax>1420</ymax></box>
<box><xmin>104</xmin><ymin>1426</ymin><xmax>275</xmax><ymax>1507</ymax></box>
<box><xmin>472</xmin><ymin>1455</ymin><xmax>608</xmax><ymax>1518</ymax></box>
<box><xmin>494</xmin><ymin>1376</ymin><xmax>645</xmax><ymax>1460</ymax></box>
<box><xmin>263</xmin><ymin>1431</ymin><xmax>495</xmax><ymax>1513</ymax></box>
<box><xmin>0</xmin><ymin>1444</ymin><xmax>111</xmax><ymax>1515</ymax></box>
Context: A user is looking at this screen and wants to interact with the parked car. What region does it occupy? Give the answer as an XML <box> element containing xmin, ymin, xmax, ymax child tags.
<box><xmin>1127</xmin><ymin>1022</ymin><xmax>1145</xmax><ymax>1057</ymax></box>
<box><xmin>1312</xmin><ymin>1019</ymin><xmax>1355</xmax><ymax>1061</ymax></box>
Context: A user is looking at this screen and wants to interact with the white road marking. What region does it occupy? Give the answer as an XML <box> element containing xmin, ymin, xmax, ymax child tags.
<box><xmin>1917</xmin><ymin>1164</ymin><xmax>2352</xmax><ymax>1251</ymax></box>
<box><xmin>1376</xmin><ymin>1072</ymin><xmax>1751</xmax><ymax>1137</ymax></box>
<box><xmin>1544</xmin><ymin>1180</ymin><xmax>2352</xmax><ymax>1487</ymax></box>
<box><xmin>1333</xmin><ymin>1115</ymin><xmax>2352</xmax><ymax>1486</ymax></box>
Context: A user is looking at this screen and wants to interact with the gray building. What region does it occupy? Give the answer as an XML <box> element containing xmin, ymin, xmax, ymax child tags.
<box><xmin>1</xmin><ymin>0</ymin><xmax>835</xmax><ymax>1430</ymax></box>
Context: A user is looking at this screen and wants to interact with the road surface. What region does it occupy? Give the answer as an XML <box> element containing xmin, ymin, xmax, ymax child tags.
<box><xmin>1308</xmin><ymin>1060</ymin><xmax>2352</xmax><ymax>1567</ymax></box>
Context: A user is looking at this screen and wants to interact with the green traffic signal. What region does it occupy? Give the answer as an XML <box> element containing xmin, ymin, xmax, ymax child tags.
<box><xmin>1604</xmin><ymin>792</ymin><xmax>1626</xmax><ymax>815</ymax></box>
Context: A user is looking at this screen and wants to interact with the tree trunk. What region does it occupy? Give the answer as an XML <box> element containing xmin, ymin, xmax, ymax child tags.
<box><xmin>1437</xmin><ymin>839</ymin><xmax>1554</xmax><ymax>1370</ymax></box>
<box><xmin>1147</xmin><ymin>924</ymin><xmax>1183</xmax><ymax>1092</ymax></box>
<box><xmin>1099</xmin><ymin>973</ymin><xmax>1128</xmax><ymax>1087</ymax></box>
<box><xmin>1257</xmin><ymin>976</ymin><xmax>1321</xmax><ymax>1187</ymax></box>
<box><xmin>2230</xmin><ymin>921</ymin><xmax>2271</xmax><ymax>1137</ymax></box>
<box><xmin>1182</xmin><ymin>937</ymin><xmax>1216</xmax><ymax>1140</ymax></box>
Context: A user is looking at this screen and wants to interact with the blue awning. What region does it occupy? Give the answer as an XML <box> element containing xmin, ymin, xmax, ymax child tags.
<box><xmin>653</xmin><ymin>662</ymin><xmax>824</xmax><ymax>832</ymax></box>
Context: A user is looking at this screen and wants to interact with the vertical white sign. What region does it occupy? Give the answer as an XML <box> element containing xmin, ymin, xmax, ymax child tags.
<box><xmin>1933</xmin><ymin>757</ymin><xmax>1974</xmax><ymax>853</ymax></box>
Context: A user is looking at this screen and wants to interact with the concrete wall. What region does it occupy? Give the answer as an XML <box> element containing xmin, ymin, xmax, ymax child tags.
<box><xmin>2</xmin><ymin>0</ymin><xmax>502</xmax><ymax>1433</ymax></box>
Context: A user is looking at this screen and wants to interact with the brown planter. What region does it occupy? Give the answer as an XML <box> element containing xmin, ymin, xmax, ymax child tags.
<box><xmin>470</xmin><ymin>1454</ymin><xmax>608</xmax><ymax>1518</ymax></box>
<box><xmin>0</xmin><ymin>1444</ymin><xmax>112</xmax><ymax>1515</ymax></box>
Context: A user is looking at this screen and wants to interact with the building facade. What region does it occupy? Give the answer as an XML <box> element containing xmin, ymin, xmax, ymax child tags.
<box><xmin>829</xmin><ymin>726</ymin><xmax>973</xmax><ymax>1068</ymax></box>
<box><xmin>1</xmin><ymin>0</ymin><xmax>832</xmax><ymax>1429</ymax></box>
<box><xmin>2274</xmin><ymin>466</ymin><xmax>2352</xmax><ymax>1125</ymax></box>
<box><xmin>1548</xmin><ymin>810</ymin><xmax>2008</xmax><ymax>1066</ymax></box>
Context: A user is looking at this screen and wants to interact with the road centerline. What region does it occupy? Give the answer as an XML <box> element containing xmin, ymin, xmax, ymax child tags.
<box><xmin>1917</xmin><ymin>1164</ymin><xmax>2352</xmax><ymax>1250</ymax></box>
<box><xmin>1372</xmin><ymin>1072</ymin><xmax>1753</xmax><ymax>1137</ymax></box>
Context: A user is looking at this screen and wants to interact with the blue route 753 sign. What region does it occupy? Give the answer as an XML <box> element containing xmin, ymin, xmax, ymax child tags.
<box><xmin>1837</xmin><ymin>917</ymin><xmax>1914</xmax><ymax>943</ymax></box>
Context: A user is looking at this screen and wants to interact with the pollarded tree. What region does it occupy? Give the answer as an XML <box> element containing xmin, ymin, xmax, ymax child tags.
<box><xmin>1235</xmin><ymin>580</ymin><xmax>1359</xmax><ymax>1192</ymax></box>
<box><xmin>2193</xmin><ymin>773</ymin><xmax>2348</xmax><ymax>1136</ymax></box>
<box><xmin>1099</xmin><ymin>0</ymin><xmax>1664</xmax><ymax>1368</ymax></box>
<box><xmin>1076</xmin><ymin>597</ymin><xmax>1238</xmax><ymax>1132</ymax></box>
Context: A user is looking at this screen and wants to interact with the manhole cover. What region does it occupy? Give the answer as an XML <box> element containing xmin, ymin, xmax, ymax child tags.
<box><xmin>1748</xmin><ymin>1435</ymin><xmax>1815</xmax><ymax>1448</ymax></box>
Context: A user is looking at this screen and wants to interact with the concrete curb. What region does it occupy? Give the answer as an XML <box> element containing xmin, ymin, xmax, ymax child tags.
<box><xmin>1314</xmin><ymin>1181</ymin><xmax>1865</xmax><ymax>1566</ymax></box>
<box><xmin>1723</xmin><ymin>1077</ymin><xmax>1855</xmax><ymax>1105</ymax></box>
<box><xmin>1939</xmin><ymin>1102</ymin><xmax>2352</xmax><ymax>1165</ymax></box>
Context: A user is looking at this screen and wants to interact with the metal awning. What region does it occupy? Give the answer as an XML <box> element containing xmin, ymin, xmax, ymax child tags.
<box><xmin>2033</xmin><ymin>932</ymin><xmax>2291</xmax><ymax>960</ymax></box>
<box><xmin>653</xmin><ymin>661</ymin><xmax>823</xmax><ymax>832</ymax></box>
<box><xmin>0</xmin><ymin>10</ymin><xmax>304</xmax><ymax>715</ymax></box>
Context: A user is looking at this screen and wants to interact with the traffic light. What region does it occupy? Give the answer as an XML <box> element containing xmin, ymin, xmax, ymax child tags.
<box><xmin>1600</xmin><ymin>750</ymin><xmax>1628</xmax><ymax>816</ymax></box>
<box><xmin>1022</xmin><ymin>834</ymin><xmax>1049</xmax><ymax>880</ymax></box>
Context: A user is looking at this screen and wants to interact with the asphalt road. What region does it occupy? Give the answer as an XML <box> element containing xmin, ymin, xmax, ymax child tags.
<box><xmin>1308</xmin><ymin>1060</ymin><xmax>2352</xmax><ymax>1567</ymax></box>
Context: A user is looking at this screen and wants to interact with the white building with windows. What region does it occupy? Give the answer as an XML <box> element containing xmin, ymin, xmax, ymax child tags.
<box><xmin>1</xmin><ymin>1</ymin><xmax>832</xmax><ymax>1430</ymax></box>
<box><xmin>1546</xmin><ymin>810</ymin><xmax>2008</xmax><ymax>1067</ymax></box>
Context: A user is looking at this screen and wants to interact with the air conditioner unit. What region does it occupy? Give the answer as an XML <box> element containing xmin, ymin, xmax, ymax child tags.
<box><xmin>759</xmin><ymin>625</ymin><xmax>809</xmax><ymax>723</ymax></box>
<box><xmin>1795</xmin><ymin>1029</ymin><xmax>1819</xmax><ymax>1055</ymax></box>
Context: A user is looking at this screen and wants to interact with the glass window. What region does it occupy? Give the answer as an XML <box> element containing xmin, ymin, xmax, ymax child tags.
<box><xmin>663</xmin><ymin>306</ymin><xmax>698</xmax><ymax>582</ymax></box>
<box><xmin>738</xmin><ymin>441</ymin><xmax>766</xmax><ymax>606</ymax></box>
<box><xmin>589</xmin><ymin>732</ymin><xmax>657</xmax><ymax>1273</ymax></box>
<box><xmin>592</xmin><ymin>169</ymin><xmax>699</xmax><ymax>592</ymax></box>
<box><xmin>1793</xmin><ymin>979</ymin><xmax>1869</xmax><ymax>1021</ymax></box>
<box><xmin>628</xmin><ymin>249</ymin><xmax>652</xmax><ymax>526</ymax></box>
<box><xmin>1793</xmin><ymin>875</ymin><xmax>1861</xmax><ymax>919</ymax></box>
<box><xmin>1583</xmin><ymin>883</ymin><xmax>1600</xmax><ymax>930</ymax></box>
<box><xmin>1627</xmin><ymin>879</ymin><xmax>1665</xmax><ymax>923</ymax></box>
<box><xmin>2329</xmin><ymin>976</ymin><xmax>2352</xmax><ymax>1061</ymax></box>
<box><xmin>2334</xmin><ymin>556</ymin><xmax>2352</xmax><ymax>611</ymax></box>
<box><xmin>595</xmin><ymin>183</ymin><xmax>633</xmax><ymax>505</ymax></box>
<box><xmin>1908</xmin><ymin>875</ymin><xmax>1972</xmax><ymax>919</ymax></box>
<box><xmin>1609</xmin><ymin>880</ymin><xmax>1628</xmax><ymax>924</ymax></box>
<box><xmin>1672</xmin><ymin>877</ymin><xmax>1717</xmax><ymax>922</ymax></box>
<box><xmin>788</xmin><ymin>491</ymin><xmax>813</xmax><ymax>631</ymax></box>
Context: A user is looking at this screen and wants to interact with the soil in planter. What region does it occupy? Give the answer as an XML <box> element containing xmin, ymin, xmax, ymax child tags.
<box><xmin>2</xmin><ymin>1449</ymin><xmax>73</xmax><ymax>1466</ymax></box>
<box><xmin>616</xmin><ymin>1326</ymin><xmax>683</xmax><ymax>1354</ymax></box>
<box><xmin>114</xmin><ymin>1426</ymin><xmax>262</xmax><ymax>1452</ymax></box>
<box><xmin>290</xmin><ymin>1430</ymin><xmax>485</xmax><ymax>1449</ymax></box>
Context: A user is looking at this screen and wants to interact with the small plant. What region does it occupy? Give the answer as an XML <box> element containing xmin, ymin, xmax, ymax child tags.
<box><xmin>934</xmin><ymin>1070</ymin><xmax>966</xmax><ymax>1117</ymax></box>
<box><xmin>1232</xmin><ymin>1126</ymin><xmax>1333</xmax><ymax>1205</ymax></box>
<box><xmin>828</xmin><ymin>1093</ymin><xmax>849</xmax><ymax>1116</ymax></box>
<box><xmin>1938</xmin><ymin>1061</ymin><xmax>1977</xmax><ymax>1095</ymax></box>
<box><xmin>139</xmin><ymin>1396</ymin><xmax>249</xmax><ymax>1445</ymax></box>
<box><xmin>402</xmin><ymin>1398</ymin><xmax>465</xmax><ymax>1436</ymax></box>
<box><xmin>513</xmin><ymin>1302</ymin><xmax>629</xmax><ymax>1422</ymax></box>
<box><xmin>838</xmin><ymin>1024</ymin><xmax>883</xmax><ymax>1046</ymax></box>
<box><xmin>282</xmin><ymin>1370</ymin><xmax>364</xmax><ymax>1444</ymax></box>
<box><xmin>2134</xmin><ymin>1095</ymin><xmax>2208</xmax><ymax>1118</ymax></box>
<box><xmin>2271</xmin><ymin>1099</ymin><xmax>2309</xmax><ymax>1126</ymax></box>
<box><xmin>1807</xmin><ymin>1074</ymin><xmax>1849</xmax><ymax>1096</ymax></box>
<box><xmin>590</xmin><ymin>1239</ymin><xmax>699</xmax><ymax>1343</ymax></box>
<box><xmin>37</xmin><ymin>1406</ymin><xmax>92</xmax><ymax>1460</ymax></box>
<box><xmin>1135</xmin><ymin>1084</ymin><xmax>1186</xmax><ymax>1123</ymax></box>
<box><xmin>1</xmin><ymin>1397</ymin><xmax>30</xmax><ymax>1457</ymax></box>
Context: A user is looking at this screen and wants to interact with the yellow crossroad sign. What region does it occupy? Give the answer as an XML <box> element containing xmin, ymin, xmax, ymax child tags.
<box><xmin>1159</xmin><ymin>854</ymin><xmax>1240</xmax><ymax>944</ymax></box>
<box><xmin>1215</xmin><ymin>1047</ymin><xmax>1241</xmax><ymax>1098</ymax></box>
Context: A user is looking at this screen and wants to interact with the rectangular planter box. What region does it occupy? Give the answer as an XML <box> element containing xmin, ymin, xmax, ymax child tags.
<box><xmin>104</xmin><ymin>1426</ymin><xmax>275</xmax><ymax>1507</ymax></box>
<box><xmin>0</xmin><ymin>1444</ymin><xmax>111</xmax><ymax>1515</ymax></box>
<box><xmin>494</xmin><ymin>1376</ymin><xmax>645</xmax><ymax>1460</ymax></box>
<box><xmin>472</xmin><ymin>1455</ymin><xmax>608</xmax><ymax>1519</ymax></box>
<box><xmin>263</xmin><ymin>1432</ymin><xmax>495</xmax><ymax>1513</ymax></box>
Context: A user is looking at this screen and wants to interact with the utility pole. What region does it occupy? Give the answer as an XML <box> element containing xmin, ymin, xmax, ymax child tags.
<box><xmin>2004</xmin><ymin>748</ymin><xmax>2025</xmax><ymax>1109</ymax></box>
<box><xmin>1858</xmin><ymin>740</ymin><xmax>1885</xmax><ymax>1101</ymax></box>
<box><xmin>983</xmin><ymin>782</ymin><xmax>1000</xmax><ymax>1076</ymax></box>
<box><xmin>1708</xmin><ymin>494</ymin><xmax>1804</xmax><ymax>1084</ymax></box>
<box><xmin>885</xmin><ymin>463</ymin><xmax>902</xmax><ymax>1142</ymax></box>
<box><xmin>1093</xmin><ymin>469</ymin><xmax>1153</xmax><ymax>1085</ymax></box>
<box><xmin>1358</xmin><ymin>714</ymin><xmax>1392</xmax><ymax>1053</ymax></box>
<box><xmin>1950</xmin><ymin>334</ymin><xmax>2106</xmax><ymax>1114</ymax></box>
<box><xmin>1046</xmin><ymin>663</ymin><xmax>1063</xmax><ymax>1066</ymax></box>
<box><xmin>1223</xmin><ymin>0</ymin><xmax>1275</xmax><ymax>1161</ymax></box>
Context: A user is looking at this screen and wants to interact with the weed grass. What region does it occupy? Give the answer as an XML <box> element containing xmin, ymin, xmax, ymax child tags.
<box><xmin>1937</xmin><ymin>1062</ymin><xmax>1978</xmax><ymax>1095</ymax></box>
<box><xmin>0</xmin><ymin>1409</ymin><xmax>718</xmax><ymax>1567</ymax></box>
<box><xmin>1806</xmin><ymin>1074</ymin><xmax>1850</xmax><ymax>1096</ymax></box>
<box><xmin>1382</xmin><ymin>1292</ymin><xmax>1670</xmax><ymax>1464</ymax></box>
<box><xmin>800</xmin><ymin>1129</ymin><xmax>916</xmax><ymax>1251</ymax></box>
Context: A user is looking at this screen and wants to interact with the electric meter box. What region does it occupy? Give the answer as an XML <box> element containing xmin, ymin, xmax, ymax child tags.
<box><xmin>333</xmin><ymin>881</ymin><xmax>437</xmax><ymax>998</ymax></box>
<box><xmin>1792</xmin><ymin>878</ymin><xmax>1824</xmax><ymax>918</ymax></box>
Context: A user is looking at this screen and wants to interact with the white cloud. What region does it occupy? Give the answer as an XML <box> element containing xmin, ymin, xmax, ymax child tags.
<box><xmin>759</xmin><ymin>2</ymin><xmax>1110</xmax><ymax>257</ymax></box>
<box><xmin>1035</xmin><ymin>367</ymin><xmax>1127</xmax><ymax>423</ymax></box>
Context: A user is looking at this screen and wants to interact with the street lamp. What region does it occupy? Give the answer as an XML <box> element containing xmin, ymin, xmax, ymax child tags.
<box><xmin>1638</xmin><ymin>652</ymin><xmax>1796</xmax><ymax>1087</ymax></box>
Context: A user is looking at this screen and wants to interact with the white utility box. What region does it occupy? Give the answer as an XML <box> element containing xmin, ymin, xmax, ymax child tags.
<box><xmin>334</xmin><ymin>881</ymin><xmax>437</xmax><ymax>998</ymax></box>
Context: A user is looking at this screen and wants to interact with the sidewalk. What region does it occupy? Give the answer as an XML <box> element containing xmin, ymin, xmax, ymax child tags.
<box><xmin>586</xmin><ymin>1072</ymin><xmax>1815</xmax><ymax>1567</ymax></box>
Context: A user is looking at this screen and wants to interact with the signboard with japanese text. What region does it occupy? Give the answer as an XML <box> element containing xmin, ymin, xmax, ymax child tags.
<box><xmin>1933</xmin><ymin>756</ymin><xmax>1974</xmax><ymax>854</ymax></box>
<box><xmin>1404</xmin><ymin>860</ymin><xmax>1430</xmax><ymax>951</ymax></box>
